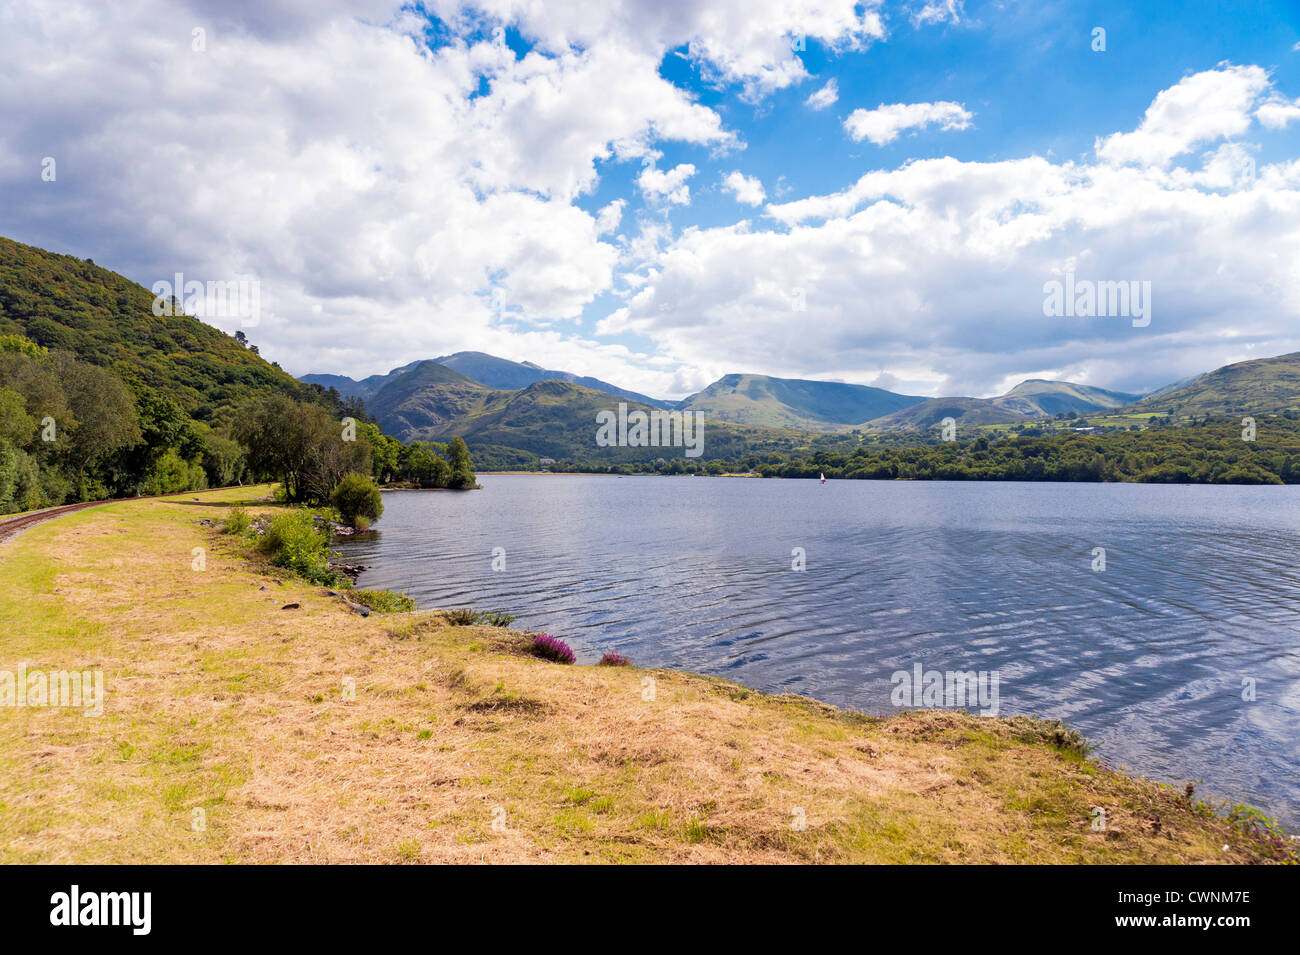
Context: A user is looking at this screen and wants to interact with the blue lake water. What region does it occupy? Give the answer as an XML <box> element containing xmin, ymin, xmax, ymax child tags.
<box><xmin>339</xmin><ymin>475</ymin><xmax>1300</xmax><ymax>825</ymax></box>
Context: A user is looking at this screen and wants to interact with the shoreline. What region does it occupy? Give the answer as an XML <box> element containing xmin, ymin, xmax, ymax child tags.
<box><xmin>0</xmin><ymin>486</ymin><xmax>1291</xmax><ymax>863</ymax></box>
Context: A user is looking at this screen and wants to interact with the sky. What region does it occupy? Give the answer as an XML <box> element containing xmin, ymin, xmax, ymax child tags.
<box><xmin>2</xmin><ymin>0</ymin><xmax>1300</xmax><ymax>401</ymax></box>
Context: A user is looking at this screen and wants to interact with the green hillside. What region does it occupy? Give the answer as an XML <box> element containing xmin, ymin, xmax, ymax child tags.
<box><xmin>366</xmin><ymin>361</ymin><xmax>499</xmax><ymax>437</ymax></box>
<box><xmin>866</xmin><ymin>396</ymin><xmax>1028</xmax><ymax>431</ymax></box>
<box><xmin>0</xmin><ymin>236</ymin><xmax>315</xmax><ymax>419</ymax></box>
<box><xmin>0</xmin><ymin>235</ymin><xmax>434</xmax><ymax>512</ymax></box>
<box><xmin>367</xmin><ymin>372</ymin><xmax>814</xmax><ymax>466</ymax></box>
<box><xmin>304</xmin><ymin>351</ymin><xmax>673</xmax><ymax>409</ymax></box>
<box><xmin>678</xmin><ymin>373</ymin><xmax>925</xmax><ymax>431</ymax></box>
<box><xmin>1125</xmin><ymin>351</ymin><xmax>1300</xmax><ymax>420</ymax></box>
<box><xmin>992</xmin><ymin>380</ymin><xmax>1141</xmax><ymax>417</ymax></box>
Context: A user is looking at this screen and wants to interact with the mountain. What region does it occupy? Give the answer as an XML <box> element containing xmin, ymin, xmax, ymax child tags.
<box><xmin>365</xmin><ymin>360</ymin><xmax>497</xmax><ymax>438</ymax></box>
<box><xmin>866</xmin><ymin>396</ymin><xmax>1029</xmax><ymax>431</ymax></box>
<box><xmin>436</xmin><ymin>351</ymin><xmax>674</xmax><ymax>408</ymax></box>
<box><xmin>676</xmin><ymin>373</ymin><xmax>926</xmax><ymax>431</ymax></box>
<box><xmin>990</xmin><ymin>380</ymin><xmax>1142</xmax><ymax>417</ymax></box>
<box><xmin>864</xmin><ymin>379</ymin><xmax>1144</xmax><ymax>431</ymax></box>
<box><xmin>303</xmin><ymin>351</ymin><xmax>673</xmax><ymax>409</ymax></box>
<box><xmin>365</xmin><ymin>371</ymin><xmax>800</xmax><ymax>464</ymax></box>
<box><xmin>1141</xmin><ymin>373</ymin><xmax>1199</xmax><ymax>401</ymax></box>
<box><xmin>0</xmin><ymin>236</ymin><xmax>315</xmax><ymax>418</ymax></box>
<box><xmin>1124</xmin><ymin>351</ymin><xmax>1300</xmax><ymax>419</ymax></box>
<box><xmin>299</xmin><ymin>369</ymin><xmax>417</xmax><ymax>400</ymax></box>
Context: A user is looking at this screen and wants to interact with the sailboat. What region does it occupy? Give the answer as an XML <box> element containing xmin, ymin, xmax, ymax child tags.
<box><xmin>819</xmin><ymin>472</ymin><xmax>826</xmax><ymax>485</ymax></box>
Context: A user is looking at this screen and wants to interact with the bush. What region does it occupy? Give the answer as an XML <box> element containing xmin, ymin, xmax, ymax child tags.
<box><xmin>142</xmin><ymin>448</ymin><xmax>208</xmax><ymax>495</ymax></box>
<box><xmin>221</xmin><ymin>504</ymin><xmax>250</xmax><ymax>535</ymax></box>
<box><xmin>529</xmin><ymin>633</ymin><xmax>575</xmax><ymax>664</ymax></box>
<box><xmin>350</xmin><ymin>589</ymin><xmax>415</xmax><ymax>613</ymax></box>
<box><xmin>445</xmin><ymin>608</ymin><xmax>476</xmax><ymax>626</ymax></box>
<box><xmin>330</xmin><ymin>472</ymin><xmax>383</xmax><ymax>527</ymax></box>
<box><xmin>256</xmin><ymin>510</ymin><xmax>337</xmax><ymax>584</ymax></box>
<box><xmin>473</xmin><ymin>610</ymin><xmax>515</xmax><ymax>627</ymax></box>
<box><xmin>598</xmin><ymin>652</ymin><xmax>632</xmax><ymax>666</ymax></box>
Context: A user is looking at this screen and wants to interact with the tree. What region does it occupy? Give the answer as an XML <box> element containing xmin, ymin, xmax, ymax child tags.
<box><xmin>234</xmin><ymin>395</ymin><xmax>370</xmax><ymax>503</ymax></box>
<box><xmin>330</xmin><ymin>472</ymin><xmax>383</xmax><ymax>528</ymax></box>
<box><xmin>445</xmin><ymin>436</ymin><xmax>476</xmax><ymax>489</ymax></box>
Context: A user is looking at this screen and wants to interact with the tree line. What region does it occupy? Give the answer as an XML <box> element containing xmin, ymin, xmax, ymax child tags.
<box><xmin>526</xmin><ymin>413</ymin><xmax>1300</xmax><ymax>485</ymax></box>
<box><xmin>0</xmin><ymin>333</ymin><xmax>475</xmax><ymax>513</ymax></box>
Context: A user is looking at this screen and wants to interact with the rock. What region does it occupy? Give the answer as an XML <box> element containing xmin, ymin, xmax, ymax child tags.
<box><xmin>331</xmin><ymin>561</ymin><xmax>366</xmax><ymax>581</ymax></box>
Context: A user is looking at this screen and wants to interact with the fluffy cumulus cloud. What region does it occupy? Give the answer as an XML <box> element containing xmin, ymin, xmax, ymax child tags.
<box><xmin>610</xmin><ymin>66</ymin><xmax>1300</xmax><ymax>397</ymax></box>
<box><xmin>1257</xmin><ymin>94</ymin><xmax>1300</xmax><ymax>130</ymax></box>
<box><xmin>721</xmin><ymin>171</ymin><xmax>766</xmax><ymax>206</ymax></box>
<box><xmin>1095</xmin><ymin>64</ymin><xmax>1270</xmax><ymax>167</ymax></box>
<box><xmin>637</xmin><ymin>163</ymin><xmax>698</xmax><ymax>206</ymax></box>
<box><xmin>843</xmin><ymin>101</ymin><xmax>974</xmax><ymax>145</ymax></box>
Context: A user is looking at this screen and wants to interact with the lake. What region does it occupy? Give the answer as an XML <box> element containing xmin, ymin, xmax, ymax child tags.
<box><xmin>339</xmin><ymin>474</ymin><xmax>1300</xmax><ymax>826</ymax></box>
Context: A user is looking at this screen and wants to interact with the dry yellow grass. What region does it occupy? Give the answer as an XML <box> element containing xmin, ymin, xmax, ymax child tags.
<box><xmin>0</xmin><ymin>486</ymin><xmax>1291</xmax><ymax>864</ymax></box>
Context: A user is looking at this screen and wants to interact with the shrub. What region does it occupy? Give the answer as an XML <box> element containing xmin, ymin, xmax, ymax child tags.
<box><xmin>473</xmin><ymin>610</ymin><xmax>515</xmax><ymax>627</ymax></box>
<box><xmin>529</xmin><ymin>633</ymin><xmax>575</xmax><ymax>664</ymax></box>
<box><xmin>445</xmin><ymin>608</ymin><xmax>477</xmax><ymax>626</ymax></box>
<box><xmin>350</xmin><ymin>589</ymin><xmax>415</xmax><ymax>613</ymax></box>
<box><xmin>330</xmin><ymin>472</ymin><xmax>383</xmax><ymax>527</ymax></box>
<box><xmin>256</xmin><ymin>510</ymin><xmax>337</xmax><ymax>584</ymax></box>
<box><xmin>598</xmin><ymin>652</ymin><xmax>632</xmax><ymax>667</ymax></box>
<box><xmin>221</xmin><ymin>504</ymin><xmax>250</xmax><ymax>535</ymax></box>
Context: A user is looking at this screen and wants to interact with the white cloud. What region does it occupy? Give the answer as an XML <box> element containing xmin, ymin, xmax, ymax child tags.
<box><xmin>614</xmin><ymin>66</ymin><xmax>1300</xmax><ymax>397</ymax></box>
<box><xmin>843</xmin><ymin>101</ymin><xmax>973</xmax><ymax>145</ymax></box>
<box><xmin>435</xmin><ymin>0</ymin><xmax>886</xmax><ymax>101</ymax></box>
<box><xmin>805</xmin><ymin>79</ymin><xmax>839</xmax><ymax>110</ymax></box>
<box><xmin>637</xmin><ymin>163</ymin><xmax>697</xmax><ymax>205</ymax></box>
<box><xmin>595</xmin><ymin>199</ymin><xmax>626</xmax><ymax>234</ymax></box>
<box><xmin>721</xmin><ymin>171</ymin><xmax>766</xmax><ymax>205</ymax></box>
<box><xmin>1257</xmin><ymin>94</ymin><xmax>1300</xmax><ymax>129</ymax></box>
<box><xmin>1096</xmin><ymin>64</ymin><xmax>1270</xmax><ymax>167</ymax></box>
<box><xmin>910</xmin><ymin>0</ymin><xmax>964</xmax><ymax>27</ymax></box>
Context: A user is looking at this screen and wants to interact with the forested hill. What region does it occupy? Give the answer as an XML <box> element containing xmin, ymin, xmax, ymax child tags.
<box><xmin>0</xmin><ymin>235</ymin><xmax>477</xmax><ymax>513</ymax></box>
<box><xmin>0</xmin><ymin>236</ymin><xmax>316</xmax><ymax>420</ymax></box>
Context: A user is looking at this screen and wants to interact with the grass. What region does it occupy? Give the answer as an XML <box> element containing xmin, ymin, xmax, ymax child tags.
<box><xmin>0</xmin><ymin>484</ymin><xmax>1293</xmax><ymax>863</ymax></box>
<box><xmin>350</xmin><ymin>590</ymin><xmax>416</xmax><ymax>614</ymax></box>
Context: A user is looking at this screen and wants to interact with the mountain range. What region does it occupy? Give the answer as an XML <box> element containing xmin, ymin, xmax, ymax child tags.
<box><xmin>311</xmin><ymin>353</ymin><xmax>1150</xmax><ymax>441</ymax></box>
<box><xmin>300</xmin><ymin>346</ymin><xmax>1300</xmax><ymax>469</ymax></box>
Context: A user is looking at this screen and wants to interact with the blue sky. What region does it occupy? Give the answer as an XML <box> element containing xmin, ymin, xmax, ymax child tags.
<box><xmin>2</xmin><ymin>0</ymin><xmax>1300</xmax><ymax>399</ymax></box>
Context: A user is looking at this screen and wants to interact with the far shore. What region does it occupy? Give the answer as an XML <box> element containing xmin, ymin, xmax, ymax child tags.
<box><xmin>475</xmin><ymin>470</ymin><xmax>761</xmax><ymax>477</ymax></box>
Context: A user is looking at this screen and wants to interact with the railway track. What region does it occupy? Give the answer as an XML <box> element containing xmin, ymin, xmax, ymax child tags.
<box><xmin>0</xmin><ymin>500</ymin><xmax>117</xmax><ymax>544</ymax></box>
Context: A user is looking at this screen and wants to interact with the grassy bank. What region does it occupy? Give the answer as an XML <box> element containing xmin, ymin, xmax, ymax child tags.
<box><xmin>0</xmin><ymin>486</ymin><xmax>1291</xmax><ymax>863</ymax></box>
